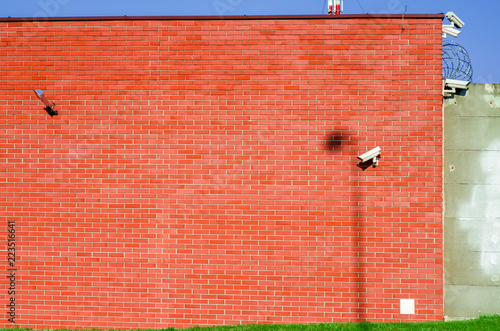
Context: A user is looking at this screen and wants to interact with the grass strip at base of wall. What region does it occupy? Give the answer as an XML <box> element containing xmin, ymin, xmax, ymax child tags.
<box><xmin>4</xmin><ymin>315</ymin><xmax>500</xmax><ymax>331</ymax></box>
<box><xmin>183</xmin><ymin>316</ymin><xmax>500</xmax><ymax>330</ymax></box>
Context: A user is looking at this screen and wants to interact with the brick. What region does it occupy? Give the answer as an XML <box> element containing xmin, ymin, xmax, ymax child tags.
<box><xmin>0</xmin><ymin>15</ymin><xmax>443</xmax><ymax>329</ymax></box>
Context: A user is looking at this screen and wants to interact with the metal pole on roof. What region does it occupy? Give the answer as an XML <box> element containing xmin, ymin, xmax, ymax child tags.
<box><xmin>335</xmin><ymin>0</ymin><xmax>342</xmax><ymax>15</ymax></box>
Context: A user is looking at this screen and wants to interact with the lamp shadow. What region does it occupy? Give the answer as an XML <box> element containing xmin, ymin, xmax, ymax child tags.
<box><xmin>324</xmin><ymin>131</ymin><xmax>349</xmax><ymax>153</ymax></box>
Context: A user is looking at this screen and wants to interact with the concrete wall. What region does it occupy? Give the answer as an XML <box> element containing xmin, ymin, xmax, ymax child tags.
<box><xmin>445</xmin><ymin>83</ymin><xmax>500</xmax><ymax>319</ymax></box>
<box><xmin>0</xmin><ymin>16</ymin><xmax>444</xmax><ymax>329</ymax></box>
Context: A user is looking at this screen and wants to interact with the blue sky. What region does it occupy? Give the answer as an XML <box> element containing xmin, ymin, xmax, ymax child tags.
<box><xmin>1</xmin><ymin>0</ymin><xmax>497</xmax><ymax>83</ymax></box>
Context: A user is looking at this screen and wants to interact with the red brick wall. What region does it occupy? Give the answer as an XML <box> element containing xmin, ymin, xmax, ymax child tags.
<box><xmin>0</xmin><ymin>15</ymin><xmax>443</xmax><ymax>329</ymax></box>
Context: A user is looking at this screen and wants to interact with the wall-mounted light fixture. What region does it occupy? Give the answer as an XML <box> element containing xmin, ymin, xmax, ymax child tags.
<box><xmin>34</xmin><ymin>89</ymin><xmax>58</xmax><ymax>116</ymax></box>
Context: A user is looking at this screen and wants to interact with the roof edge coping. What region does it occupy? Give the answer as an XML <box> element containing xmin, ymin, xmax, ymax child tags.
<box><xmin>0</xmin><ymin>13</ymin><xmax>445</xmax><ymax>23</ymax></box>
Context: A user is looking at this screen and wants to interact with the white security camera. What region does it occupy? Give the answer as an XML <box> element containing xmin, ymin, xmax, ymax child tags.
<box><xmin>358</xmin><ymin>146</ymin><xmax>381</xmax><ymax>166</ymax></box>
<box><xmin>443</xmin><ymin>79</ymin><xmax>470</xmax><ymax>95</ymax></box>
<box><xmin>442</xmin><ymin>25</ymin><xmax>461</xmax><ymax>38</ymax></box>
<box><xmin>446</xmin><ymin>11</ymin><xmax>465</xmax><ymax>28</ymax></box>
<box><xmin>445</xmin><ymin>78</ymin><xmax>470</xmax><ymax>90</ymax></box>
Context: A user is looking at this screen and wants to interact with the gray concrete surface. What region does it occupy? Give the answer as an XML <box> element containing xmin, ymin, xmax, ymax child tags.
<box><xmin>445</xmin><ymin>83</ymin><xmax>500</xmax><ymax>319</ymax></box>
<box><xmin>444</xmin><ymin>285</ymin><xmax>500</xmax><ymax>317</ymax></box>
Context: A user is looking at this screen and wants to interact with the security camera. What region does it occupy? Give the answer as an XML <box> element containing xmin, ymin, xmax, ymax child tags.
<box><xmin>445</xmin><ymin>78</ymin><xmax>470</xmax><ymax>90</ymax></box>
<box><xmin>442</xmin><ymin>25</ymin><xmax>461</xmax><ymax>38</ymax></box>
<box><xmin>358</xmin><ymin>146</ymin><xmax>381</xmax><ymax>166</ymax></box>
<box><xmin>446</xmin><ymin>11</ymin><xmax>465</xmax><ymax>28</ymax></box>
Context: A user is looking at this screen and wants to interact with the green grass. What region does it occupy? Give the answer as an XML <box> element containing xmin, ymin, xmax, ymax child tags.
<box><xmin>177</xmin><ymin>315</ymin><xmax>500</xmax><ymax>330</ymax></box>
<box><xmin>4</xmin><ymin>316</ymin><xmax>500</xmax><ymax>331</ymax></box>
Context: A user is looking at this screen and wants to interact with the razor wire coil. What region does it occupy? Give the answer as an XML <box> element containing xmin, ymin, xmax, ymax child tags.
<box><xmin>443</xmin><ymin>39</ymin><xmax>473</xmax><ymax>82</ymax></box>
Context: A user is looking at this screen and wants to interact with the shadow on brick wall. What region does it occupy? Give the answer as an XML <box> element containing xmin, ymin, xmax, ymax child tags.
<box><xmin>325</xmin><ymin>131</ymin><xmax>350</xmax><ymax>154</ymax></box>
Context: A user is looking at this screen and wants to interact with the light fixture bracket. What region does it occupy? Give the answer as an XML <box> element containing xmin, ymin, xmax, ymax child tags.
<box><xmin>34</xmin><ymin>89</ymin><xmax>58</xmax><ymax>116</ymax></box>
